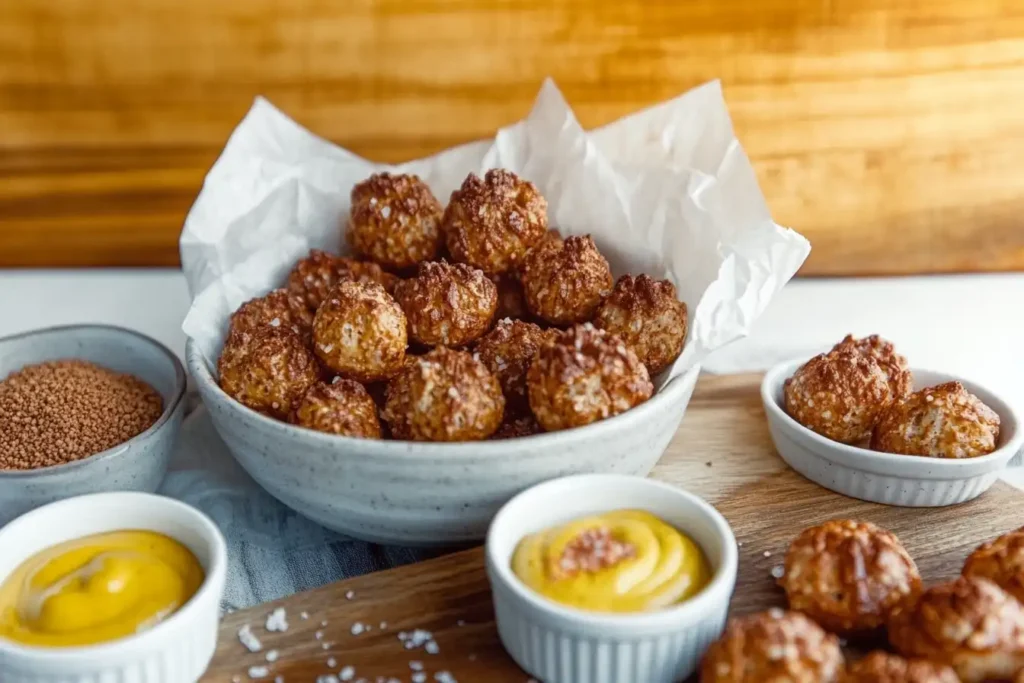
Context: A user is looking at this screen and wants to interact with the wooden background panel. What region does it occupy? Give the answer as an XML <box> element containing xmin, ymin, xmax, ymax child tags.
<box><xmin>2</xmin><ymin>0</ymin><xmax>1024</xmax><ymax>273</ymax></box>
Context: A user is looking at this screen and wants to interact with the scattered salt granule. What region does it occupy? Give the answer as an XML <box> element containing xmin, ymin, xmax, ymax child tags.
<box><xmin>321</xmin><ymin>620</ymin><xmax>328</xmax><ymax>627</ymax></box>
<box><xmin>351</xmin><ymin>621</ymin><xmax>365</xmax><ymax>635</ymax></box>
<box><xmin>322</xmin><ymin>642</ymin><xmax>332</xmax><ymax>649</ymax></box>
<box><xmin>233</xmin><ymin>677</ymin><xmax>241</xmax><ymax>683</ymax></box>
<box><xmin>238</xmin><ymin>624</ymin><xmax>262</xmax><ymax>652</ymax></box>
<box><xmin>265</xmin><ymin>649</ymin><xmax>279</xmax><ymax>663</ymax></box>
<box><xmin>771</xmin><ymin>565</ymin><xmax>785</xmax><ymax>579</ymax></box>
<box><xmin>456</xmin><ymin>620</ymin><xmax>465</xmax><ymax>627</ymax></box>
<box><xmin>763</xmin><ymin>551</ymin><xmax>772</xmax><ymax>558</ymax></box>
<box><xmin>412</xmin><ymin>674</ymin><xmax>427</xmax><ymax>683</ymax></box>
<box><xmin>339</xmin><ymin>666</ymin><xmax>355</xmax><ymax>681</ymax></box>
<box><xmin>379</xmin><ymin>621</ymin><xmax>387</xmax><ymax>629</ymax></box>
<box><xmin>346</xmin><ymin>590</ymin><xmax>356</xmax><ymax>599</ymax></box>
<box><xmin>316</xmin><ymin>676</ymin><xmax>339</xmax><ymax>683</ymax></box>
<box><xmin>409</xmin><ymin>661</ymin><xmax>423</xmax><ymax>671</ymax></box>
<box><xmin>425</xmin><ymin>640</ymin><xmax>440</xmax><ymax>655</ymax></box>
<box><xmin>248</xmin><ymin>665</ymin><xmax>270</xmax><ymax>679</ymax></box>
<box><xmin>434</xmin><ymin>672</ymin><xmax>457</xmax><ymax>683</ymax></box>
<box><xmin>399</xmin><ymin>629</ymin><xmax>433</xmax><ymax>649</ymax></box>
<box><xmin>301</xmin><ymin>611</ymin><xmax>309</xmax><ymax>620</ymax></box>
<box><xmin>266</xmin><ymin>607</ymin><xmax>289</xmax><ymax>632</ymax></box>
<box><xmin>274</xmin><ymin>677</ymin><xmax>284</xmax><ymax>683</ymax></box>
<box><xmin>327</xmin><ymin>657</ymin><xmax>337</xmax><ymax>668</ymax></box>
<box><xmin>316</xmin><ymin>631</ymin><xmax>324</xmax><ymax>640</ymax></box>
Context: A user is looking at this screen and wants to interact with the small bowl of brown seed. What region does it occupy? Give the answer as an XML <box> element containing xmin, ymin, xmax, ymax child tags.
<box><xmin>0</xmin><ymin>324</ymin><xmax>186</xmax><ymax>524</ymax></box>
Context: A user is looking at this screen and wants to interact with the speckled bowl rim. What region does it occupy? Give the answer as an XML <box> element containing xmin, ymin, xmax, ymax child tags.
<box><xmin>0</xmin><ymin>324</ymin><xmax>187</xmax><ymax>479</ymax></box>
<box><xmin>186</xmin><ymin>338</ymin><xmax>700</xmax><ymax>459</ymax></box>
<box><xmin>761</xmin><ymin>357</ymin><xmax>1024</xmax><ymax>476</ymax></box>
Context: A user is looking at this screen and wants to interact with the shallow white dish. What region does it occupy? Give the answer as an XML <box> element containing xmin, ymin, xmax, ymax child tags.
<box><xmin>762</xmin><ymin>359</ymin><xmax>1024</xmax><ymax>507</ymax></box>
<box><xmin>0</xmin><ymin>492</ymin><xmax>227</xmax><ymax>683</ymax></box>
<box><xmin>187</xmin><ymin>339</ymin><xmax>701</xmax><ymax>546</ymax></box>
<box><xmin>485</xmin><ymin>474</ymin><xmax>737</xmax><ymax>683</ymax></box>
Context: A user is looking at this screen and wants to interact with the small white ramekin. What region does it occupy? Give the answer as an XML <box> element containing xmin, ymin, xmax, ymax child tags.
<box><xmin>0</xmin><ymin>492</ymin><xmax>227</xmax><ymax>683</ymax></box>
<box><xmin>763</xmin><ymin>359</ymin><xmax>1024</xmax><ymax>507</ymax></box>
<box><xmin>485</xmin><ymin>474</ymin><xmax>737</xmax><ymax>683</ymax></box>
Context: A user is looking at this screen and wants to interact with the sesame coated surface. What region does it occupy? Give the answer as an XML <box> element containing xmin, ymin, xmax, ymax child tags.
<box><xmin>312</xmin><ymin>280</ymin><xmax>408</xmax><ymax>383</ymax></box>
<box><xmin>393</xmin><ymin>261</ymin><xmax>497</xmax><ymax>347</ymax></box>
<box><xmin>872</xmin><ymin>381</ymin><xmax>1001</xmax><ymax>459</ymax></box>
<box><xmin>383</xmin><ymin>347</ymin><xmax>504</xmax><ymax>442</ymax></box>
<box><xmin>784</xmin><ymin>349</ymin><xmax>893</xmax><ymax>444</ymax></box>
<box><xmin>527</xmin><ymin>323</ymin><xmax>652</xmax><ymax>432</ymax></box>
<box><xmin>292</xmin><ymin>379</ymin><xmax>382</xmax><ymax>439</ymax></box>
<box><xmin>0</xmin><ymin>360</ymin><xmax>163</xmax><ymax>470</ymax></box>
<box><xmin>443</xmin><ymin>169</ymin><xmax>548</xmax><ymax>276</ymax></box>
<box><xmin>888</xmin><ymin>576</ymin><xmax>1024</xmax><ymax>682</ymax></box>
<box><xmin>593</xmin><ymin>274</ymin><xmax>688</xmax><ymax>375</ymax></box>
<box><xmin>699</xmin><ymin>609</ymin><xmax>844</xmax><ymax>683</ymax></box>
<box><xmin>781</xmin><ymin>520</ymin><xmax>921</xmax><ymax>635</ymax></box>
<box><xmin>348</xmin><ymin>173</ymin><xmax>444</xmax><ymax>271</ymax></box>
<box><xmin>519</xmin><ymin>234</ymin><xmax>613</xmax><ymax>326</ymax></box>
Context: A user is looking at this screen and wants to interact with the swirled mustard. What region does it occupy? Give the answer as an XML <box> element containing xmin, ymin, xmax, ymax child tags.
<box><xmin>512</xmin><ymin>510</ymin><xmax>711</xmax><ymax>613</ymax></box>
<box><xmin>0</xmin><ymin>531</ymin><xmax>204</xmax><ymax>647</ymax></box>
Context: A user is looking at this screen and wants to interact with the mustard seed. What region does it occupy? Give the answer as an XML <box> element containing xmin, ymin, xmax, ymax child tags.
<box><xmin>0</xmin><ymin>359</ymin><xmax>163</xmax><ymax>470</ymax></box>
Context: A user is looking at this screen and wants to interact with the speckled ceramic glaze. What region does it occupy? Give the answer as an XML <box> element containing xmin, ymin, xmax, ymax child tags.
<box><xmin>0</xmin><ymin>325</ymin><xmax>186</xmax><ymax>525</ymax></box>
<box><xmin>187</xmin><ymin>339</ymin><xmax>700</xmax><ymax>546</ymax></box>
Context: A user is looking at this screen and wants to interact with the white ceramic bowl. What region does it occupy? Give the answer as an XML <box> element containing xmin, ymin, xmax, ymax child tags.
<box><xmin>187</xmin><ymin>339</ymin><xmax>701</xmax><ymax>546</ymax></box>
<box><xmin>762</xmin><ymin>359</ymin><xmax>1024</xmax><ymax>507</ymax></box>
<box><xmin>0</xmin><ymin>492</ymin><xmax>227</xmax><ymax>683</ymax></box>
<box><xmin>485</xmin><ymin>474</ymin><xmax>737</xmax><ymax>683</ymax></box>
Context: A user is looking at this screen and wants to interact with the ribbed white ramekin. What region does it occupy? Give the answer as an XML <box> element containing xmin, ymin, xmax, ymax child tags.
<box><xmin>485</xmin><ymin>474</ymin><xmax>737</xmax><ymax>683</ymax></box>
<box><xmin>0</xmin><ymin>492</ymin><xmax>227</xmax><ymax>683</ymax></box>
<box><xmin>763</xmin><ymin>359</ymin><xmax>1024</xmax><ymax>507</ymax></box>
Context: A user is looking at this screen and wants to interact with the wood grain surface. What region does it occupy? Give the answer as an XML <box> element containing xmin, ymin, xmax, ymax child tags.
<box><xmin>3</xmin><ymin>0</ymin><xmax>1024</xmax><ymax>273</ymax></box>
<box><xmin>200</xmin><ymin>372</ymin><xmax>1024</xmax><ymax>682</ymax></box>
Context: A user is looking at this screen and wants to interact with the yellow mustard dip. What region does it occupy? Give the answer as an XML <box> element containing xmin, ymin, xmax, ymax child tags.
<box><xmin>0</xmin><ymin>530</ymin><xmax>204</xmax><ymax>647</ymax></box>
<box><xmin>512</xmin><ymin>509</ymin><xmax>711</xmax><ymax>613</ymax></box>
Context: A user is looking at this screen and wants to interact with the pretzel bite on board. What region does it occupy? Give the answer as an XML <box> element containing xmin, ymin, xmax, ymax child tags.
<box><xmin>519</xmin><ymin>234</ymin><xmax>614</xmax><ymax>326</ymax></box>
<box><xmin>292</xmin><ymin>379</ymin><xmax>381</xmax><ymax>439</ymax></box>
<box><xmin>872</xmin><ymin>381</ymin><xmax>1001</xmax><ymax>459</ymax></box>
<box><xmin>700</xmin><ymin>609</ymin><xmax>844</xmax><ymax>683</ymax></box>
<box><xmin>527</xmin><ymin>323</ymin><xmax>653</xmax><ymax>432</ymax></box>
<box><xmin>593</xmin><ymin>274</ymin><xmax>688</xmax><ymax>375</ymax></box>
<box><xmin>784</xmin><ymin>349</ymin><xmax>893</xmax><ymax>444</ymax></box>
<box><xmin>781</xmin><ymin>520</ymin><xmax>921</xmax><ymax>636</ymax></box>
<box><xmin>393</xmin><ymin>261</ymin><xmax>497</xmax><ymax>348</ymax></box>
<box><xmin>831</xmin><ymin>334</ymin><xmax>912</xmax><ymax>400</ymax></box>
<box><xmin>473</xmin><ymin>318</ymin><xmax>556</xmax><ymax>414</ymax></box>
<box><xmin>218</xmin><ymin>326</ymin><xmax>320</xmax><ymax>420</ymax></box>
<box><xmin>383</xmin><ymin>347</ymin><xmax>504</xmax><ymax>442</ymax></box>
<box><xmin>888</xmin><ymin>576</ymin><xmax>1024</xmax><ymax>683</ymax></box>
<box><xmin>844</xmin><ymin>651</ymin><xmax>959</xmax><ymax>683</ymax></box>
<box><xmin>312</xmin><ymin>280</ymin><xmax>407</xmax><ymax>383</ymax></box>
<box><xmin>963</xmin><ymin>528</ymin><xmax>1024</xmax><ymax>603</ymax></box>
<box><xmin>347</xmin><ymin>172</ymin><xmax>444</xmax><ymax>271</ymax></box>
<box><xmin>444</xmin><ymin>169</ymin><xmax>548</xmax><ymax>276</ymax></box>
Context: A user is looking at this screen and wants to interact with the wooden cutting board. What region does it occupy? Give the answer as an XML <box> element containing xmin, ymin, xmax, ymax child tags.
<box><xmin>201</xmin><ymin>372</ymin><xmax>1024</xmax><ymax>682</ymax></box>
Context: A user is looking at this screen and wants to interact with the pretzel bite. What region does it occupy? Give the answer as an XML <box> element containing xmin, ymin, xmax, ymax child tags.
<box><xmin>844</xmin><ymin>652</ymin><xmax>959</xmax><ymax>683</ymax></box>
<box><xmin>218</xmin><ymin>326</ymin><xmax>320</xmax><ymax>420</ymax></box>
<box><xmin>473</xmin><ymin>318</ymin><xmax>556</xmax><ymax>414</ymax></box>
<box><xmin>527</xmin><ymin>323</ymin><xmax>653</xmax><ymax>432</ymax></box>
<box><xmin>443</xmin><ymin>169</ymin><xmax>548</xmax><ymax>276</ymax></box>
<box><xmin>383</xmin><ymin>347</ymin><xmax>504</xmax><ymax>442</ymax></box>
<box><xmin>491</xmin><ymin>273</ymin><xmax>530</xmax><ymax>321</ymax></box>
<box><xmin>292</xmin><ymin>379</ymin><xmax>381</xmax><ymax>439</ymax></box>
<box><xmin>347</xmin><ymin>172</ymin><xmax>444</xmax><ymax>271</ymax></box>
<box><xmin>832</xmin><ymin>334</ymin><xmax>912</xmax><ymax>400</ymax></box>
<box><xmin>393</xmin><ymin>261</ymin><xmax>497</xmax><ymax>347</ymax></box>
<box><xmin>700</xmin><ymin>609</ymin><xmax>844</xmax><ymax>683</ymax></box>
<box><xmin>784</xmin><ymin>349</ymin><xmax>893</xmax><ymax>444</ymax></box>
<box><xmin>312</xmin><ymin>280</ymin><xmax>407</xmax><ymax>383</ymax></box>
<box><xmin>490</xmin><ymin>413</ymin><xmax>543</xmax><ymax>439</ymax></box>
<box><xmin>872</xmin><ymin>381</ymin><xmax>1001</xmax><ymax>459</ymax></box>
<box><xmin>519</xmin><ymin>235</ymin><xmax>614</xmax><ymax>326</ymax></box>
<box><xmin>593</xmin><ymin>274</ymin><xmax>688</xmax><ymax>375</ymax></box>
<box><xmin>781</xmin><ymin>520</ymin><xmax>921</xmax><ymax>635</ymax></box>
<box><xmin>227</xmin><ymin>288</ymin><xmax>313</xmax><ymax>344</ymax></box>
<box><xmin>963</xmin><ymin>529</ymin><xmax>1024</xmax><ymax>603</ymax></box>
<box><xmin>288</xmin><ymin>249</ymin><xmax>399</xmax><ymax>312</ymax></box>
<box><xmin>888</xmin><ymin>576</ymin><xmax>1024</xmax><ymax>683</ymax></box>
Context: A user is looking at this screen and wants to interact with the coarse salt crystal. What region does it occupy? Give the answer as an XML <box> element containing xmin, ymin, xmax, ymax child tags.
<box><xmin>346</xmin><ymin>590</ymin><xmax>355</xmax><ymax>599</ymax></box>
<box><xmin>771</xmin><ymin>565</ymin><xmax>785</xmax><ymax>579</ymax></box>
<box><xmin>435</xmin><ymin>673</ymin><xmax>457</xmax><ymax>683</ymax></box>
<box><xmin>340</xmin><ymin>666</ymin><xmax>355</xmax><ymax>681</ymax></box>
<box><xmin>301</xmin><ymin>611</ymin><xmax>309</xmax><ymax>620</ymax></box>
<box><xmin>381</xmin><ymin>205</ymin><xmax>392</xmax><ymax>219</ymax></box>
<box><xmin>412</xmin><ymin>674</ymin><xmax>427</xmax><ymax>683</ymax></box>
<box><xmin>233</xmin><ymin>677</ymin><xmax>241</xmax><ymax>683</ymax></box>
<box><xmin>328</xmin><ymin>657</ymin><xmax>337</xmax><ymax>668</ymax></box>
<box><xmin>265</xmin><ymin>607</ymin><xmax>288</xmax><ymax>632</ymax></box>
<box><xmin>425</xmin><ymin>640</ymin><xmax>440</xmax><ymax>655</ymax></box>
<box><xmin>316</xmin><ymin>630</ymin><xmax>323</xmax><ymax>640</ymax></box>
<box><xmin>379</xmin><ymin>621</ymin><xmax>387</xmax><ymax>629</ymax></box>
<box><xmin>238</xmin><ymin>623</ymin><xmax>262</xmax><ymax>652</ymax></box>
<box><xmin>410</xmin><ymin>661</ymin><xmax>424</xmax><ymax>671</ymax></box>
<box><xmin>265</xmin><ymin>649</ymin><xmax>279</xmax><ymax>663</ymax></box>
<box><xmin>322</xmin><ymin>620</ymin><xmax>328</xmax><ymax>627</ymax></box>
<box><xmin>763</xmin><ymin>551</ymin><xmax>772</xmax><ymax>557</ymax></box>
<box><xmin>323</xmin><ymin>642</ymin><xmax>331</xmax><ymax>649</ymax></box>
<box><xmin>274</xmin><ymin>677</ymin><xmax>283</xmax><ymax>683</ymax></box>
<box><xmin>351</xmin><ymin>622</ymin><xmax>365</xmax><ymax>635</ymax></box>
<box><xmin>248</xmin><ymin>665</ymin><xmax>270</xmax><ymax>679</ymax></box>
<box><xmin>317</xmin><ymin>676</ymin><xmax>339</xmax><ymax>683</ymax></box>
